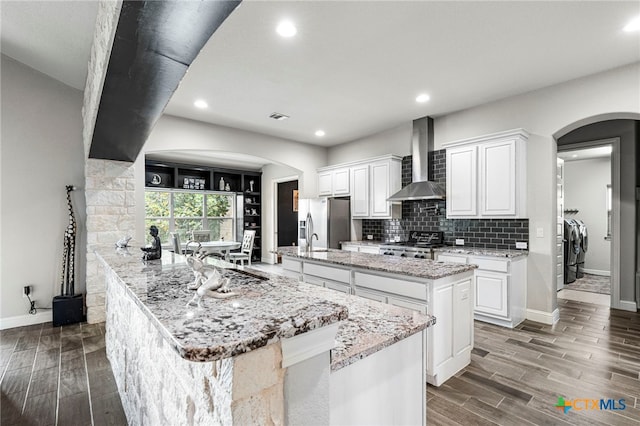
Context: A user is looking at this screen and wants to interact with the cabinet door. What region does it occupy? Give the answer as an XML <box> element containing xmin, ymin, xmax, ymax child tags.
<box><xmin>351</xmin><ymin>165</ymin><xmax>370</xmax><ymax>217</ymax></box>
<box><xmin>446</xmin><ymin>146</ymin><xmax>477</xmax><ymax>217</ymax></box>
<box><xmin>474</xmin><ymin>271</ymin><xmax>508</xmax><ymax>318</ymax></box>
<box><xmin>431</xmin><ymin>284</ymin><xmax>453</xmax><ymax>368</ymax></box>
<box><xmin>318</xmin><ymin>171</ymin><xmax>333</xmax><ymax>196</ymax></box>
<box><xmin>480</xmin><ymin>139</ymin><xmax>516</xmax><ymax>216</ymax></box>
<box><xmin>453</xmin><ymin>278</ymin><xmax>473</xmax><ymax>356</ymax></box>
<box><xmin>370</xmin><ymin>161</ymin><xmax>391</xmax><ymax>217</ymax></box>
<box><xmin>387</xmin><ymin>296</ymin><xmax>428</xmax><ymax>315</ymax></box>
<box><xmin>333</xmin><ymin>168</ymin><xmax>350</xmax><ymax>195</ymax></box>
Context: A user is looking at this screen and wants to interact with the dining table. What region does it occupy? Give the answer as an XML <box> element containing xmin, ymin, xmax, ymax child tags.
<box><xmin>182</xmin><ymin>240</ymin><xmax>241</xmax><ymax>260</ymax></box>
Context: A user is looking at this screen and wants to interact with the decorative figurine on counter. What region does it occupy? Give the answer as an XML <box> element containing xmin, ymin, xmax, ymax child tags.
<box><xmin>184</xmin><ymin>242</ymin><xmax>235</xmax><ymax>307</ymax></box>
<box><xmin>115</xmin><ymin>235</ymin><xmax>132</xmax><ymax>248</ymax></box>
<box><xmin>141</xmin><ymin>226</ymin><xmax>162</xmax><ymax>261</ymax></box>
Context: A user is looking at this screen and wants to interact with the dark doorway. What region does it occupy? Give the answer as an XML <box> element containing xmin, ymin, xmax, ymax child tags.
<box><xmin>277</xmin><ymin>180</ymin><xmax>299</xmax><ymax>247</ymax></box>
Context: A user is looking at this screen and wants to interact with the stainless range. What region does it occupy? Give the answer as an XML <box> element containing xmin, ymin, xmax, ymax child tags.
<box><xmin>379</xmin><ymin>231</ymin><xmax>446</xmax><ymax>260</ymax></box>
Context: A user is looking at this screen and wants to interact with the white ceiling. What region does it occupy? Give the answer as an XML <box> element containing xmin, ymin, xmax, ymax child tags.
<box><xmin>558</xmin><ymin>146</ymin><xmax>612</xmax><ymax>162</ymax></box>
<box><xmin>2</xmin><ymin>1</ymin><xmax>639</xmax><ymax>163</ymax></box>
<box><xmin>166</xmin><ymin>1</ymin><xmax>640</xmax><ymax>147</ymax></box>
<box><xmin>0</xmin><ymin>1</ymin><xmax>99</xmax><ymax>90</ymax></box>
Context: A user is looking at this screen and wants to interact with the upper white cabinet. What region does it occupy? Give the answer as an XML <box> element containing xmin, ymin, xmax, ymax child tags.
<box><xmin>318</xmin><ymin>155</ymin><xmax>401</xmax><ymax>219</ymax></box>
<box><xmin>444</xmin><ymin>129</ymin><xmax>528</xmax><ymax>219</ymax></box>
<box><xmin>317</xmin><ymin>167</ymin><xmax>350</xmax><ymax>197</ymax></box>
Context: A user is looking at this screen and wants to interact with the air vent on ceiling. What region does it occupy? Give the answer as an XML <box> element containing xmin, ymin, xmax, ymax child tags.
<box><xmin>269</xmin><ymin>112</ymin><xmax>290</xmax><ymax>121</ymax></box>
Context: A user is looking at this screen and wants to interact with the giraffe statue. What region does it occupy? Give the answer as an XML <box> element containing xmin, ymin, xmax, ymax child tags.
<box><xmin>60</xmin><ymin>185</ymin><xmax>77</xmax><ymax>296</ymax></box>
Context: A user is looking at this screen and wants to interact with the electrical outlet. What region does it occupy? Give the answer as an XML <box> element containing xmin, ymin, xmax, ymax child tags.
<box><xmin>366</xmin><ymin>235</ymin><xmax>373</xmax><ymax>240</ymax></box>
<box><xmin>536</xmin><ymin>227</ymin><xmax>544</xmax><ymax>238</ymax></box>
<box><xmin>455</xmin><ymin>239</ymin><xmax>464</xmax><ymax>246</ymax></box>
<box><xmin>23</xmin><ymin>285</ymin><xmax>31</xmax><ymax>298</ymax></box>
<box><xmin>515</xmin><ymin>242</ymin><xmax>528</xmax><ymax>250</ymax></box>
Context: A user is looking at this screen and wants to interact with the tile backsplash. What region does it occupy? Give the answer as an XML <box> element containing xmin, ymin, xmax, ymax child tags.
<box><xmin>362</xmin><ymin>151</ymin><xmax>529</xmax><ymax>250</ymax></box>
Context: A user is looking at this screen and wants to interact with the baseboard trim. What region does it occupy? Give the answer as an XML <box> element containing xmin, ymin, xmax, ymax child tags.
<box><xmin>526</xmin><ymin>308</ymin><xmax>559</xmax><ymax>325</ymax></box>
<box><xmin>617</xmin><ymin>300</ymin><xmax>638</xmax><ymax>312</ymax></box>
<box><xmin>582</xmin><ymin>269</ymin><xmax>610</xmax><ymax>277</ymax></box>
<box><xmin>0</xmin><ymin>311</ymin><xmax>52</xmax><ymax>330</ymax></box>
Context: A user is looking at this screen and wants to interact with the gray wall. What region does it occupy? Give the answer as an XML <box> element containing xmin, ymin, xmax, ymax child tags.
<box><xmin>563</xmin><ymin>157</ymin><xmax>611</xmax><ymax>274</ymax></box>
<box><xmin>558</xmin><ymin>120</ymin><xmax>637</xmax><ymax>302</ymax></box>
<box><xmin>329</xmin><ymin>62</ymin><xmax>640</xmax><ymax>316</ymax></box>
<box><xmin>1</xmin><ymin>55</ymin><xmax>86</xmax><ymax>324</ymax></box>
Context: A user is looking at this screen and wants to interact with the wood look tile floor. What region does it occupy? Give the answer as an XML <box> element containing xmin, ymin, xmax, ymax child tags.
<box><xmin>0</xmin><ymin>322</ymin><xmax>125</xmax><ymax>426</ymax></box>
<box><xmin>428</xmin><ymin>298</ymin><xmax>640</xmax><ymax>426</ymax></box>
<box><xmin>1</xmin><ymin>297</ymin><xmax>638</xmax><ymax>425</ymax></box>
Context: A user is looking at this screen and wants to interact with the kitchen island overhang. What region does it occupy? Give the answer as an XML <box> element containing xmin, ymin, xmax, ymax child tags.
<box><xmin>95</xmin><ymin>245</ymin><xmax>433</xmax><ymax>425</ymax></box>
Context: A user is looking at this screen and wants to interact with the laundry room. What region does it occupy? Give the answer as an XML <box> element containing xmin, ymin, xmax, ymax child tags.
<box><xmin>558</xmin><ymin>145</ymin><xmax>612</xmax><ymax>297</ymax></box>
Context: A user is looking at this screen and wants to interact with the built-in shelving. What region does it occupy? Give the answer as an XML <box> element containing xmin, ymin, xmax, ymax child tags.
<box><xmin>145</xmin><ymin>159</ymin><xmax>262</xmax><ymax>262</ymax></box>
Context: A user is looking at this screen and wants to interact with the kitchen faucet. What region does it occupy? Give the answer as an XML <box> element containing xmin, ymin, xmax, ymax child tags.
<box><xmin>305</xmin><ymin>212</ymin><xmax>318</xmax><ymax>252</ymax></box>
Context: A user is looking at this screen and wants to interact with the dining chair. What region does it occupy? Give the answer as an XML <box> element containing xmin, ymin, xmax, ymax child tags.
<box><xmin>228</xmin><ymin>230</ymin><xmax>256</xmax><ymax>266</ymax></box>
<box><xmin>191</xmin><ymin>230</ymin><xmax>211</xmax><ymax>243</ymax></box>
<box><xmin>170</xmin><ymin>232</ymin><xmax>193</xmax><ymax>255</ymax></box>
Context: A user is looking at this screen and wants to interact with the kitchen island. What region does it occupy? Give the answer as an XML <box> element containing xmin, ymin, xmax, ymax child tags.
<box><xmin>94</xmin><ymin>245</ymin><xmax>433</xmax><ymax>425</ymax></box>
<box><xmin>279</xmin><ymin>247</ymin><xmax>477</xmax><ymax>386</ymax></box>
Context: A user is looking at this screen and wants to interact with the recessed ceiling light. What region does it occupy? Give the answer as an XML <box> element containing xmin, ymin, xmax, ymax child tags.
<box><xmin>315</xmin><ymin>130</ymin><xmax>325</xmax><ymax>137</ymax></box>
<box><xmin>416</xmin><ymin>93</ymin><xmax>430</xmax><ymax>103</ymax></box>
<box><xmin>277</xmin><ymin>20</ymin><xmax>297</xmax><ymax>37</ymax></box>
<box><xmin>623</xmin><ymin>15</ymin><xmax>640</xmax><ymax>32</ymax></box>
<box><xmin>572</xmin><ymin>154</ymin><xmax>578</xmax><ymax>158</ymax></box>
<box><xmin>194</xmin><ymin>99</ymin><xmax>208</xmax><ymax>109</ymax></box>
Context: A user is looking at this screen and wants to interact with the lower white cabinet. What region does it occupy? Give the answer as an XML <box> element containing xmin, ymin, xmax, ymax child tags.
<box><xmin>340</xmin><ymin>243</ymin><xmax>381</xmax><ymax>254</ymax></box>
<box><xmin>435</xmin><ymin>252</ymin><xmax>527</xmax><ymax>328</ymax></box>
<box><xmin>300</xmin><ymin>261</ymin><xmax>352</xmax><ymax>294</ymax></box>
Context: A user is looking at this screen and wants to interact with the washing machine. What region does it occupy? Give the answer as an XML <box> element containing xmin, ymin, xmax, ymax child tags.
<box><xmin>574</xmin><ymin>219</ymin><xmax>588</xmax><ymax>279</ymax></box>
<box><xmin>563</xmin><ymin>219</ymin><xmax>580</xmax><ymax>284</ymax></box>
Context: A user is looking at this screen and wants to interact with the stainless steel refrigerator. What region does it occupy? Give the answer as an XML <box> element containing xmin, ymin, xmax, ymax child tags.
<box><xmin>298</xmin><ymin>198</ymin><xmax>350</xmax><ymax>249</ymax></box>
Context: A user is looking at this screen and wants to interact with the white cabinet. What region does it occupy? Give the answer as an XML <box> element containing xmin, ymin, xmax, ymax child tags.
<box><xmin>353</xmin><ymin>270</ymin><xmax>473</xmax><ymax>387</ymax></box>
<box><xmin>351</xmin><ymin>164</ymin><xmax>370</xmax><ymax>217</ymax></box>
<box><xmin>446</xmin><ymin>145</ymin><xmax>477</xmax><ymax>217</ymax></box>
<box><xmin>435</xmin><ymin>252</ymin><xmax>527</xmax><ymax>328</ymax></box>
<box><xmin>350</xmin><ymin>156</ymin><xmax>401</xmax><ymax>219</ymax></box>
<box><xmin>317</xmin><ymin>155</ymin><xmax>401</xmax><ymax>219</ymax></box>
<box><xmin>341</xmin><ymin>242</ymin><xmax>381</xmax><ymax>254</ymax></box>
<box><xmin>302</xmin><ymin>261</ymin><xmax>352</xmax><ymax>294</ymax></box>
<box><xmin>444</xmin><ymin>129</ymin><xmax>528</xmax><ymax>219</ymax></box>
<box><xmin>317</xmin><ymin>167</ymin><xmax>350</xmax><ymax>197</ymax></box>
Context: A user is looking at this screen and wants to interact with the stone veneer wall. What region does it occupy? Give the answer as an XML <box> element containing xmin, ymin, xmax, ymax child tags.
<box><xmin>102</xmin><ymin>259</ymin><xmax>284</xmax><ymax>425</ymax></box>
<box><xmin>85</xmin><ymin>159</ymin><xmax>136</xmax><ymax>323</ymax></box>
<box><xmin>363</xmin><ymin>151</ymin><xmax>530</xmax><ymax>249</ymax></box>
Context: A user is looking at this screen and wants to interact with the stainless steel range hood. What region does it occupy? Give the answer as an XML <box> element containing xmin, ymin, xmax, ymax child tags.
<box><xmin>387</xmin><ymin>116</ymin><xmax>445</xmax><ymax>201</ymax></box>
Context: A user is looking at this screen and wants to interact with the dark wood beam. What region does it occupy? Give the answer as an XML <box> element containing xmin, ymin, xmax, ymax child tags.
<box><xmin>89</xmin><ymin>0</ymin><xmax>242</xmax><ymax>162</ymax></box>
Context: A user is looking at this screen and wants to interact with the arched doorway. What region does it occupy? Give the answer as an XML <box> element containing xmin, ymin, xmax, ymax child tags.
<box><xmin>553</xmin><ymin>116</ymin><xmax>639</xmax><ymax>312</ymax></box>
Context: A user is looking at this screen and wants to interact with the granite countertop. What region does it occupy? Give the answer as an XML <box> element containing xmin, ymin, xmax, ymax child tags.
<box><xmin>95</xmin><ymin>244</ymin><xmax>432</xmax><ymax>370</ymax></box>
<box><xmin>340</xmin><ymin>241</ymin><xmax>528</xmax><ymax>259</ymax></box>
<box><xmin>278</xmin><ymin>247</ymin><xmax>477</xmax><ymax>280</ymax></box>
<box><xmin>95</xmin><ymin>244</ymin><xmax>348</xmax><ymax>362</ymax></box>
<box><xmin>436</xmin><ymin>246</ymin><xmax>528</xmax><ymax>259</ymax></box>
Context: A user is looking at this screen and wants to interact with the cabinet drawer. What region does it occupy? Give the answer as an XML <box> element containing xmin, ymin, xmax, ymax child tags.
<box><xmin>342</xmin><ymin>244</ymin><xmax>359</xmax><ymax>252</ymax></box>
<box><xmin>354</xmin><ymin>272</ymin><xmax>427</xmax><ymax>301</ymax></box>
<box><xmin>282</xmin><ymin>258</ymin><xmax>302</xmax><ymax>273</ymax></box>
<box><xmin>387</xmin><ymin>296</ymin><xmax>428</xmax><ymax>315</ymax></box>
<box><xmin>325</xmin><ymin>280</ymin><xmax>351</xmax><ymax>294</ymax></box>
<box><xmin>354</xmin><ymin>287</ymin><xmax>387</xmax><ymax>303</ymax></box>
<box><xmin>437</xmin><ymin>254</ymin><xmax>468</xmax><ymax>264</ymax></box>
<box><xmin>303</xmin><ymin>275</ymin><xmax>324</xmax><ymax>287</ymax></box>
<box><xmin>470</xmin><ymin>257</ymin><xmax>509</xmax><ymax>273</ymax></box>
<box><xmin>304</xmin><ymin>262</ymin><xmax>350</xmax><ymax>283</ymax></box>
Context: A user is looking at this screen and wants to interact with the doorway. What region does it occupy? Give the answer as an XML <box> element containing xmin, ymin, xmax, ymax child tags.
<box><xmin>557</xmin><ymin>143</ymin><xmax>613</xmax><ymax>307</ymax></box>
<box><xmin>275</xmin><ymin>179</ymin><xmax>299</xmax><ymax>262</ymax></box>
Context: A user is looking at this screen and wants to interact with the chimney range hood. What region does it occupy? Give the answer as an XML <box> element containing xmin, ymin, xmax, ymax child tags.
<box><xmin>387</xmin><ymin>116</ymin><xmax>446</xmax><ymax>201</ymax></box>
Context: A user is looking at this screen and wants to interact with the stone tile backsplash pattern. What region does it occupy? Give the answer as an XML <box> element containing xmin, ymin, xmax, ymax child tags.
<box><xmin>363</xmin><ymin>151</ymin><xmax>529</xmax><ymax>250</ymax></box>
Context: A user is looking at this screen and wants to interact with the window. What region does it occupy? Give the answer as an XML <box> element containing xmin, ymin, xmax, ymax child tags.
<box><xmin>145</xmin><ymin>189</ymin><xmax>235</xmax><ymax>244</ymax></box>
